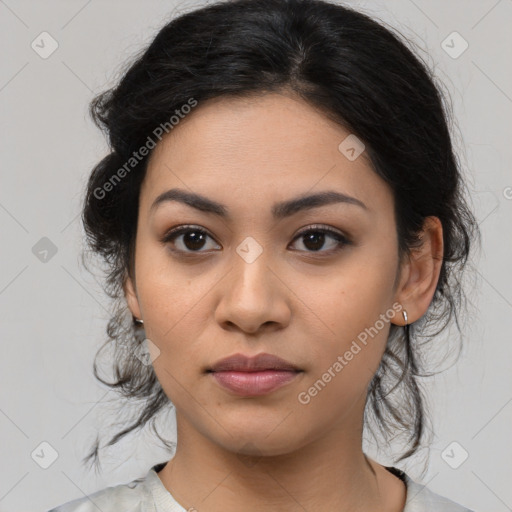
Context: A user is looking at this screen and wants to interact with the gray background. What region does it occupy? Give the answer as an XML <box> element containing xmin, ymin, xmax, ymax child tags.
<box><xmin>1</xmin><ymin>0</ymin><xmax>511</xmax><ymax>510</ymax></box>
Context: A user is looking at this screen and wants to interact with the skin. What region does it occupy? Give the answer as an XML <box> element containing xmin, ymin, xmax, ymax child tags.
<box><xmin>124</xmin><ymin>90</ymin><xmax>443</xmax><ymax>512</ymax></box>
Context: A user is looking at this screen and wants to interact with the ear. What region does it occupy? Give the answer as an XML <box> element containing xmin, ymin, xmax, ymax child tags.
<box><xmin>124</xmin><ymin>274</ymin><xmax>142</xmax><ymax>321</ymax></box>
<box><xmin>393</xmin><ymin>216</ymin><xmax>444</xmax><ymax>325</ymax></box>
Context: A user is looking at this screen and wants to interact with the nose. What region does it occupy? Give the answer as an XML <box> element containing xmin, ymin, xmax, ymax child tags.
<box><xmin>214</xmin><ymin>248</ymin><xmax>291</xmax><ymax>335</ymax></box>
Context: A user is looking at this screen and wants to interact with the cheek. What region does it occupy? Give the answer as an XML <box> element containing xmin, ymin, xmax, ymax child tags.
<box><xmin>140</xmin><ymin>278</ymin><xmax>207</xmax><ymax>360</ymax></box>
<box><xmin>315</xmin><ymin>248</ymin><xmax>396</xmax><ymax>331</ymax></box>
<box><xmin>297</xmin><ymin>285</ymin><xmax>393</xmax><ymax>422</ymax></box>
<box><xmin>135</xmin><ymin>240</ymin><xmax>210</xmax><ymax>334</ymax></box>
<box><xmin>141</xmin><ymin>280</ymin><xmax>208</xmax><ymax>408</ymax></box>
<box><xmin>133</xmin><ymin>250</ymin><xmax>222</xmax><ymax>383</ymax></box>
<box><xmin>302</xmin><ymin>246</ymin><xmax>398</xmax><ymax>384</ymax></box>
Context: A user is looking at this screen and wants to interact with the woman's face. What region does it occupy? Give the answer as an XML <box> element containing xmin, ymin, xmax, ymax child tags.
<box><xmin>125</xmin><ymin>91</ymin><xmax>408</xmax><ymax>456</ymax></box>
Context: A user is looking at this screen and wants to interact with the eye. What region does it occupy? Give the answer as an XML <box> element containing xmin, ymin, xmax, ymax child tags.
<box><xmin>160</xmin><ymin>224</ymin><xmax>351</xmax><ymax>256</ymax></box>
<box><xmin>289</xmin><ymin>224</ymin><xmax>351</xmax><ymax>254</ymax></box>
<box><xmin>160</xmin><ymin>225</ymin><xmax>221</xmax><ymax>254</ymax></box>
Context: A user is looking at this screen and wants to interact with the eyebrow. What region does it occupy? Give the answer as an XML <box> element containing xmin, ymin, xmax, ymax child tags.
<box><xmin>149</xmin><ymin>188</ymin><xmax>368</xmax><ymax>220</ymax></box>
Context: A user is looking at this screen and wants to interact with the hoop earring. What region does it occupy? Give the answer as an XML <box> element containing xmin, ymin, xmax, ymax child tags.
<box><xmin>402</xmin><ymin>310</ymin><xmax>408</xmax><ymax>326</ymax></box>
<box><xmin>134</xmin><ymin>317</ymin><xmax>144</xmax><ymax>325</ymax></box>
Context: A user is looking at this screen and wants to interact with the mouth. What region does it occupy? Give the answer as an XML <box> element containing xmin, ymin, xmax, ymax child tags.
<box><xmin>208</xmin><ymin>369</ymin><xmax>303</xmax><ymax>396</ymax></box>
<box><xmin>206</xmin><ymin>352</ymin><xmax>303</xmax><ymax>396</ymax></box>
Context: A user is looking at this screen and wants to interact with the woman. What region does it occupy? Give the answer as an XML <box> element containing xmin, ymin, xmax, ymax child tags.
<box><xmin>49</xmin><ymin>0</ymin><xmax>479</xmax><ymax>510</ymax></box>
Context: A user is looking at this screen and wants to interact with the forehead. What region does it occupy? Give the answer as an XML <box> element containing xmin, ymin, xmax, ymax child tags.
<box><xmin>140</xmin><ymin>92</ymin><xmax>392</xmax><ymax>216</ymax></box>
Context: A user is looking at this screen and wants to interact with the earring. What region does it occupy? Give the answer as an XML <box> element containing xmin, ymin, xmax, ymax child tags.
<box><xmin>402</xmin><ymin>310</ymin><xmax>408</xmax><ymax>326</ymax></box>
<box><xmin>134</xmin><ymin>317</ymin><xmax>144</xmax><ymax>325</ymax></box>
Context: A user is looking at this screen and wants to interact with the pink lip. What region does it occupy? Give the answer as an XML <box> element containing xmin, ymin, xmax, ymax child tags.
<box><xmin>210</xmin><ymin>370</ymin><xmax>301</xmax><ymax>396</ymax></box>
<box><xmin>208</xmin><ymin>352</ymin><xmax>301</xmax><ymax>373</ymax></box>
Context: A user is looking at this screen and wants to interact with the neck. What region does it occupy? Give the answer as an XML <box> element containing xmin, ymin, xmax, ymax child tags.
<box><xmin>156</xmin><ymin>410</ymin><xmax>405</xmax><ymax>511</ymax></box>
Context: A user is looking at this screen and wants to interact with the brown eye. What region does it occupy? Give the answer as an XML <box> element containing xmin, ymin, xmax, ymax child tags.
<box><xmin>160</xmin><ymin>223</ymin><xmax>351</xmax><ymax>257</ymax></box>
<box><xmin>161</xmin><ymin>225</ymin><xmax>221</xmax><ymax>253</ymax></box>
<box><xmin>290</xmin><ymin>225</ymin><xmax>351</xmax><ymax>254</ymax></box>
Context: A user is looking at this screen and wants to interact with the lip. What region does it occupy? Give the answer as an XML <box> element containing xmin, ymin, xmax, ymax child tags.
<box><xmin>207</xmin><ymin>352</ymin><xmax>302</xmax><ymax>397</ymax></box>
<box><xmin>207</xmin><ymin>352</ymin><xmax>301</xmax><ymax>373</ymax></box>
<box><xmin>210</xmin><ymin>370</ymin><xmax>302</xmax><ymax>396</ymax></box>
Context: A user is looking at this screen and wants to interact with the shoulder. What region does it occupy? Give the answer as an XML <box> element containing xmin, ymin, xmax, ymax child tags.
<box><xmin>403</xmin><ymin>473</ymin><xmax>475</xmax><ymax>512</ymax></box>
<box><xmin>47</xmin><ymin>473</ymin><xmax>151</xmax><ymax>512</ymax></box>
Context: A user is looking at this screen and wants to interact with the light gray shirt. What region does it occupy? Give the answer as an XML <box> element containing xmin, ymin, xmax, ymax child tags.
<box><xmin>48</xmin><ymin>462</ymin><xmax>475</xmax><ymax>512</ymax></box>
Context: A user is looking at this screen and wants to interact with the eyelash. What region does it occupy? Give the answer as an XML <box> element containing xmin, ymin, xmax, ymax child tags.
<box><xmin>160</xmin><ymin>224</ymin><xmax>351</xmax><ymax>257</ymax></box>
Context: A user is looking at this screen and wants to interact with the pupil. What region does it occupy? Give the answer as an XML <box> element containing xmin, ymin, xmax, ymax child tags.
<box><xmin>185</xmin><ymin>231</ymin><xmax>205</xmax><ymax>250</ymax></box>
<box><xmin>304</xmin><ymin>232</ymin><xmax>324</xmax><ymax>251</ymax></box>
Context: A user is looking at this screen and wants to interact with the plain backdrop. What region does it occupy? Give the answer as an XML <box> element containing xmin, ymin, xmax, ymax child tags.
<box><xmin>1</xmin><ymin>1</ymin><xmax>511</xmax><ymax>511</ymax></box>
